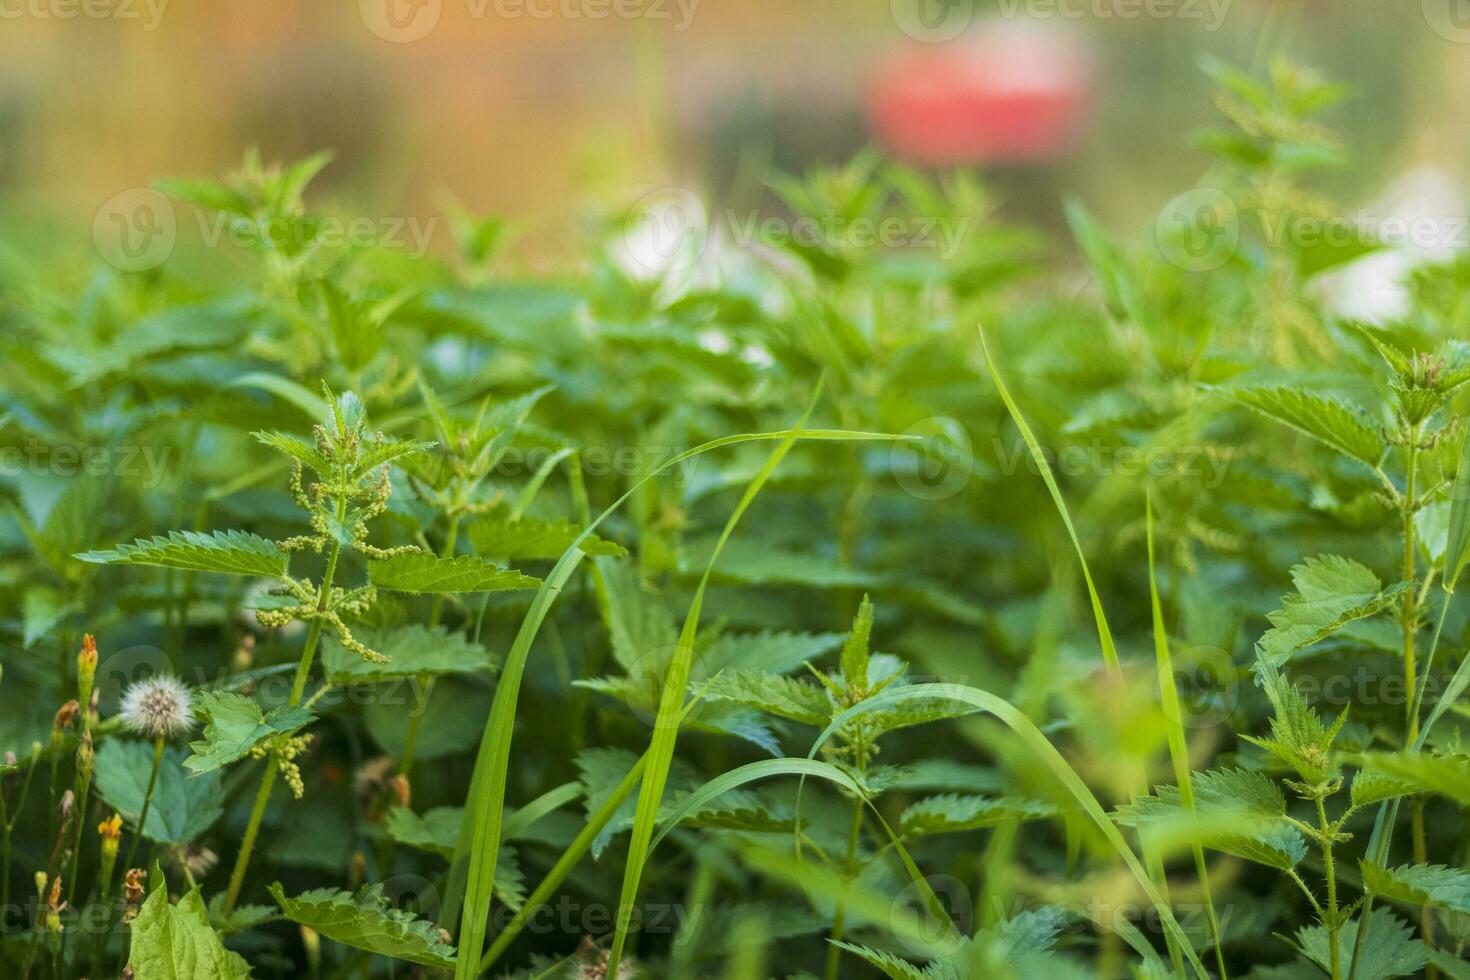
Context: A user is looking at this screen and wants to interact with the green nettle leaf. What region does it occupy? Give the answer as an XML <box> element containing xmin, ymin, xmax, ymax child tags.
<box><xmin>95</xmin><ymin>740</ymin><xmax>223</xmax><ymax>845</ymax></box>
<box><xmin>1257</xmin><ymin>555</ymin><xmax>1407</xmax><ymax>665</ymax></box>
<box><xmin>1444</xmin><ymin>421</ymin><xmax>1470</xmax><ymax>592</ymax></box>
<box><xmin>77</xmin><ymin>529</ymin><xmax>290</xmax><ymax>577</ymax></box>
<box><xmin>1355</xmin><ymin>752</ymin><xmax>1470</xmax><ymax>807</ymax></box>
<box><xmin>321</xmin><ymin>625</ymin><xmax>499</xmax><ymax>684</ymax></box>
<box><xmin>467</xmin><ymin>514</ymin><xmax>626</xmax><ymax>559</ymax></box>
<box><xmin>268</xmin><ymin>885</ymin><xmax>457</xmax><ymax>968</ymax></box>
<box><xmin>898</xmin><ymin>794</ymin><xmax>1057</xmax><ymax>837</ymax></box>
<box><xmin>385</xmin><ymin>805</ymin><xmax>464</xmax><ymax>858</ymax></box>
<box><xmin>1362</xmin><ymin>862</ymin><xmax>1470</xmax><ymax>915</ymax></box>
<box><xmin>701</xmin><ymin>630</ymin><xmax>845</xmax><ymax>674</ymax></box>
<box><xmin>1222</xmin><ymin>384</ymin><xmax>1384</xmax><ymax>467</ymax></box>
<box><xmin>127</xmin><ymin>870</ymin><xmax>253</xmax><ymax>979</ymax></box>
<box><xmin>367</xmin><ymin>552</ymin><xmax>540</xmax><ymax>593</ymax></box>
<box><xmin>1295</xmin><ymin>913</ymin><xmax>1427</xmax><ymax>980</ymax></box>
<box><xmin>840</xmin><ymin>593</ymin><xmax>874</xmax><ymax>692</ymax></box>
<box><xmin>1350</xmin><ymin>766</ymin><xmax>1424</xmax><ymax>808</ymax></box>
<box><xmin>700</xmin><ymin>669</ymin><xmax>831</xmax><ymax>725</ymax></box>
<box><xmin>1115</xmin><ymin>768</ymin><xmax>1308</xmax><ymax>870</ymax></box>
<box><xmin>21</xmin><ymin>585</ymin><xmax>73</xmax><ymax>648</ymax></box>
<box><xmin>185</xmin><ymin>692</ymin><xmax>313</xmax><ymax>774</ymax></box>
<box><xmin>384</xmin><ymin>807</ymin><xmax>525</xmax><ymax>909</ymax></box>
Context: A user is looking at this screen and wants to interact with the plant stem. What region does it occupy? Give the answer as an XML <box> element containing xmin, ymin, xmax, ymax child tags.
<box><xmin>120</xmin><ymin>737</ymin><xmax>164</xmax><ymax>875</ymax></box>
<box><xmin>400</xmin><ymin>514</ymin><xmax>460</xmax><ymax>777</ymax></box>
<box><xmin>1404</xmin><ymin>426</ymin><xmax>1420</xmax><ymax>742</ymax></box>
<box><xmin>823</xmin><ymin>799</ymin><xmax>865</xmax><ymax>980</ymax></box>
<box><xmin>1317</xmin><ymin>796</ymin><xmax>1341</xmax><ymax>980</ymax></box>
<box><xmin>224</xmin><ymin>527</ymin><xmax>343</xmax><ymax>917</ymax></box>
<box><xmin>1413</xmin><ymin>798</ymin><xmax>1438</xmax><ymax>974</ymax></box>
<box><xmin>222</xmin><ymin>757</ymin><xmax>279</xmax><ymax>917</ymax></box>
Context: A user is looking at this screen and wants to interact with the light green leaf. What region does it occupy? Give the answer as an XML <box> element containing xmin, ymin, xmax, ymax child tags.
<box><xmin>898</xmin><ymin>793</ymin><xmax>1057</xmax><ymax>837</ymax></box>
<box><xmin>21</xmin><ymin>586</ymin><xmax>73</xmax><ymax>648</ymax></box>
<box><xmin>1223</xmin><ymin>384</ymin><xmax>1384</xmax><ymax>467</ymax></box>
<box><xmin>268</xmin><ymin>884</ymin><xmax>457</xmax><ymax>968</ymax></box>
<box><xmin>77</xmin><ymin>530</ymin><xmax>289</xmax><ymax>578</ymax></box>
<box><xmin>1258</xmin><ymin>555</ymin><xmax>1407</xmax><ymax>665</ymax></box>
<box><xmin>1362</xmin><ymin>862</ymin><xmax>1470</xmax><ymax>915</ymax></box>
<box><xmin>467</xmin><ymin>514</ymin><xmax>625</xmax><ymax>559</ymax></box>
<box><xmin>368</xmin><ymin>553</ymin><xmax>540</xmax><ymax>594</ymax></box>
<box><xmin>700</xmin><ymin>669</ymin><xmax>831</xmax><ymax>726</ymax></box>
<box><xmin>1115</xmin><ymin>768</ymin><xmax>1308</xmax><ymax>870</ymax></box>
<box><xmin>1445</xmin><ymin>421</ymin><xmax>1470</xmax><ymax>592</ymax></box>
<box><xmin>185</xmin><ymin>692</ymin><xmax>313</xmax><ymax>774</ymax></box>
<box><xmin>321</xmin><ymin>625</ymin><xmax>499</xmax><ymax>684</ymax></box>
<box><xmin>95</xmin><ymin>740</ymin><xmax>223</xmax><ymax>845</ymax></box>
<box><xmin>1356</xmin><ymin>751</ymin><xmax>1470</xmax><ymax>807</ymax></box>
<box><xmin>1295</xmin><ymin>913</ymin><xmax>1427</xmax><ymax>980</ymax></box>
<box><xmin>840</xmin><ymin>594</ymin><xmax>874</xmax><ymax>692</ymax></box>
<box><xmin>127</xmin><ymin>870</ymin><xmax>253</xmax><ymax>979</ymax></box>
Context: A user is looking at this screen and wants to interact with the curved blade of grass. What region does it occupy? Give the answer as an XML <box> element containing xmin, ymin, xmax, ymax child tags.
<box><xmin>645</xmin><ymin>756</ymin><xmax>956</xmax><ymax>947</ymax></box>
<box><xmin>502</xmin><ymin>781</ymin><xmax>582</xmax><ymax>841</ymax></box>
<box><xmin>603</xmin><ymin>387</ymin><xmax>822</xmax><ymax>977</ymax></box>
<box><xmin>806</xmin><ymin>682</ymin><xmax>1210</xmax><ymax>979</ymax></box>
<box><xmin>1148</xmin><ymin>496</ymin><xmax>1228</xmax><ymax>980</ymax></box>
<box><xmin>978</xmin><ymin>325</ymin><xmax>1120</xmax><ymax>675</ymax></box>
<box><xmin>448</xmin><ymin>422</ymin><xmax>914</xmax><ymax>976</ymax></box>
<box><xmin>738</xmin><ymin>842</ymin><xmax>959</xmax><ymax>959</ymax></box>
<box><xmin>480</xmin><ymin>753</ymin><xmax>648</xmax><ymax>971</ymax></box>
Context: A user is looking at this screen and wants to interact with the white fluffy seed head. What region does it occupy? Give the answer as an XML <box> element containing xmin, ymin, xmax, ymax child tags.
<box><xmin>119</xmin><ymin>675</ymin><xmax>194</xmax><ymax>739</ymax></box>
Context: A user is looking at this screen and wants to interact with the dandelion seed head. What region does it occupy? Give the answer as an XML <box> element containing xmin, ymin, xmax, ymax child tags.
<box><xmin>119</xmin><ymin>675</ymin><xmax>194</xmax><ymax>739</ymax></box>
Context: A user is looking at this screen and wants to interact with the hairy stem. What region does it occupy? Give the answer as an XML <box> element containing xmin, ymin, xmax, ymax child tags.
<box><xmin>1317</xmin><ymin>796</ymin><xmax>1341</xmax><ymax>980</ymax></box>
<box><xmin>120</xmin><ymin>736</ymin><xmax>164</xmax><ymax>875</ymax></box>
<box><xmin>224</xmin><ymin>524</ymin><xmax>343</xmax><ymax>917</ymax></box>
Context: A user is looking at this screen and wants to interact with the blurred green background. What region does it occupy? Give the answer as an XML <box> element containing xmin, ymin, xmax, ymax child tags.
<box><xmin>0</xmin><ymin>0</ymin><xmax>1457</xmax><ymax>266</ymax></box>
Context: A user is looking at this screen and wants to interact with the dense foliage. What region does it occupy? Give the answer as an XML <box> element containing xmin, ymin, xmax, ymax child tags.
<box><xmin>3</xmin><ymin>59</ymin><xmax>1470</xmax><ymax>979</ymax></box>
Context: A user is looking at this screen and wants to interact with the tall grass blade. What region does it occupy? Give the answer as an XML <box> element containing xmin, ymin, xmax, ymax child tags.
<box><xmin>1148</xmin><ymin>496</ymin><xmax>1228</xmax><ymax>979</ymax></box>
<box><xmin>977</xmin><ymin>325</ymin><xmax>1120</xmax><ymax>675</ymax></box>
<box><xmin>603</xmin><ymin>388</ymin><xmax>821</xmax><ymax>976</ymax></box>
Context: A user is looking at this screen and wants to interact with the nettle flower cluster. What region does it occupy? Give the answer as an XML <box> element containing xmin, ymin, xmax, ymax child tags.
<box><xmin>254</xmin><ymin>389</ymin><xmax>431</xmax><ymax>663</ymax></box>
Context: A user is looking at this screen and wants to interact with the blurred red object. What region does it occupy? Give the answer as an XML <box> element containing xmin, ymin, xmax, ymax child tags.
<box><xmin>867</xmin><ymin>22</ymin><xmax>1094</xmax><ymax>165</ymax></box>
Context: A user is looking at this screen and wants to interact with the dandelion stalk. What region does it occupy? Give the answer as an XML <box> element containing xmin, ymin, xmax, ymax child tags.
<box><xmin>120</xmin><ymin>735</ymin><xmax>164</xmax><ymax>874</ymax></box>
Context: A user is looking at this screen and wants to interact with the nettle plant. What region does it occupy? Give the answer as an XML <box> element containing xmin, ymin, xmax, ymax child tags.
<box><xmin>76</xmin><ymin>388</ymin><xmax>540</xmax><ymax>959</ymax></box>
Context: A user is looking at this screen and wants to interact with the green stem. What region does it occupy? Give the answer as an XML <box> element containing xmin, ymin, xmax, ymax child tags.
<box><xmin>224</xmin><ymin>526</ymin><xmax>343</xmax><ymax>917</ymax></box>
<box><xmin>1317</xmin><ymin>796</ymin><xmax>1341</xmax><ymax>980</ymax></box>
<box><xmin>1405</xmin><ymin>429</ymin><xmax>1420</xmax><ymax>742</ymax></box>
<box><xmin>221</xmin><ymin>757</ymin><xmax>279</xmax><ymax>917</ymax></box>
<box><xmin>120</xmin><ymin>737</ymin><xmax>164</xmax><ymax>875</ymax></box>
<box><xmin>823</xmin><ymin>799</ymin><xmax>864</xmax><ymax>980</ymax></box>
<box><xmin>400</xmin><ymin>514</ymin><xmax>460</xmax><ymax>776</ymax></box>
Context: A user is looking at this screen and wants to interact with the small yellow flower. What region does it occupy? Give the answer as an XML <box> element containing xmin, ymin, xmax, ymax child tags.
<box><xmin>99</xmin><ymin>813</ymin><xmax>123</xmax><ymax>842</ymax></box>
